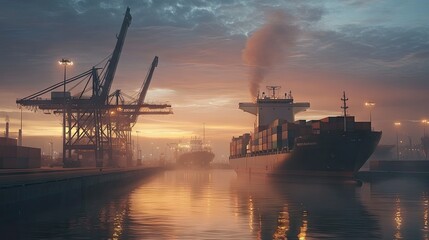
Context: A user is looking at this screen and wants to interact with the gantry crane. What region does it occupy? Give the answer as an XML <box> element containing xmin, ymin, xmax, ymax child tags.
<box><xmin>16</xmin><ymin>7</ymin><xmax>172</xmax><ymax>168</ymax></box>
<box><xmin>106</xmin><ymin>56</ymin><xmax>170</xmax><ymax>166</ymax></box>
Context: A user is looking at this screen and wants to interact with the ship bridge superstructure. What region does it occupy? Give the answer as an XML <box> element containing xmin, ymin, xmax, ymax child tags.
<box><xmin>239</xmin><ymin>86</ymin><xmax>310</xmax><ymax>126</ymax></box>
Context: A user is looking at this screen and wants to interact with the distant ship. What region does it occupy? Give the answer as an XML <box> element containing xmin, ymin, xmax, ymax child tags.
<box><xmin>175</xmin><ymin>136</ymin><xmax>215</xmax><ymax>168</ymax></box>
<box><xmin>229</xmin><ymin>86</ymin><xmax>382</xmax><ymax>179</ymax></box>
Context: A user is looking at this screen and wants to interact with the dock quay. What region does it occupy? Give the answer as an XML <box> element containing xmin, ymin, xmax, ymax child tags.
<box><xmin>356</xmin><ymin>170</ymin><xmax>429</xmax><ymax>182</ymax></box>
<box><xmin>356</xmin><ymin>160</ymin><xmax>429</xmax><ymax>182</ymax></box>
<box><xmin>0</xmin><ymin>167</ymin><xmax>163</xmax><ymax>207</ymax></box>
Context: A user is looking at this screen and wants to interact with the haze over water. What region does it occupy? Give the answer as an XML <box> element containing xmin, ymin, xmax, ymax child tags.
<box><xmin>3</xmin><ymin>169</ymin><xmax>429</xmax><ymax>239</ymax></box>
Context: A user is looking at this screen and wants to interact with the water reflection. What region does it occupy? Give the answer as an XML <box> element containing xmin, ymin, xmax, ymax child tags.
<box><xmin>231</xmin><ymin>176</ymin><xmax>380</xmax><ymax>239</ymax></box>
<box><xmin>362</xmin><ymin>178</ymin><xmax>429</xmax><ymax>240</ymax></box>
<box><xmin>273</xmin><ymin>205</ymin><xmax>290</xmax><ymax>240</ymax></box>
<box><xmin>127</xmin><ymin>169</ymin><xmax>261</xmax><ymax>239</ymax></box>
<box><xmin>1</xmin><ymin>178</ymin><xmax>140</xmax><ymax>239</ymax></box>
<box><xmin>394</xmin><ymin>197</ymin><xmax>403</xmax><ymax>240</ymax></box>
<box><xmin>3</xmin><ymin>170</ymin><xmax>429</xmax><ymax>239</ymax></box>
<box><xmin>424</xmin><ymin>193</ymin><xmax>429</xmax><ymax>240</ymax></box>
<box><xmin>298</xmin><ymin>210</ymin><xmax>308</xmax><ymax>240</ymax></box>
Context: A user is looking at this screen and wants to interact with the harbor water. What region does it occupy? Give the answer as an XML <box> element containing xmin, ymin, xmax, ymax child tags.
<box><xmin>3</xmin><ymin>169</ymin><xmax>429</xmax><ymax>239</ymax></box>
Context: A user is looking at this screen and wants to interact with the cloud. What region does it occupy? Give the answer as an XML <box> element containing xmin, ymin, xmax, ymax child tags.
<box><xmin>145</xmin><ymin>88</ymin><xmax>176</xmax><ymax>100</ymax></box>
<box><xmin>295</xmin><ymin>5</ymin><xmax>325</xmax><ymax>23</ymax></box>
<box><xmin>174</xmin><ymin>97</ymin><xmax>234</xmax><ymax>108</ymax></box>
<box><xmin>0</xmin><ymin>1</ymin><xmax>325</xmax><ymax>92</ymax></box>
<box><xmin>403</xmin><ymin>50</ymin><xmax>429</xmax><ymax>61</ymax></box>
<box><xmin>290</xmin><ymin>25</ymin><xmax>429</xmax><ymax>89</ymax></box>
<box><xmin>341</xmin><ymin>0</ymin><xmax>380</xmax><ymax>7</ymax></box>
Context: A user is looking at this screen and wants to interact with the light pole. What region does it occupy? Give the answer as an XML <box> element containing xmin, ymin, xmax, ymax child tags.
<box><xmin>365</xmin><ymin>101</ymin><xmax>375</xmax><ymax>123</ymax></box>
<box><xmin>49</xmin><ymin>141</ymin><xmax>54</xmax><ymax>161</ymax></box>
<box><xmin>18</xmin><ymin>107</ymin><xmax>22</xmax><ymax>146</ymax></box>
<box><xmin>422</xmin><ymin>120</ymin><xmax>428</xmax><ymax>137</ymax></box>
<box><xmin>59</xmin><ymin>58</ymin><xmax>73</xmax><ymax>163</ymax></box>
<box><xmin>394</xmin><ymin>122</ymin><xmax>401</xmax><ymax>160</ymax></box>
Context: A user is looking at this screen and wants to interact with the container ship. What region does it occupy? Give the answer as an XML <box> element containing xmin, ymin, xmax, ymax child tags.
<box><xmin>175</xmin><ymin>137</ymin><xmax>215</xmax><ymax>168</ymax></box>
<box><xmin>229</xmin><ymin>86</ymin><xmax>382</xmax><ymax>179</ymax></box>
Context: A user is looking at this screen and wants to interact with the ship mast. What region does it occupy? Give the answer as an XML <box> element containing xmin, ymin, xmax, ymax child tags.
<box><xmin>341</xmin><ymin>91</ymin><xmax>349</xmax><ymax>132</ymax></box>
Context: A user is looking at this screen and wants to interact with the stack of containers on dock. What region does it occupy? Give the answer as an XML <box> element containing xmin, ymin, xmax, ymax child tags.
<box><xmin>0</xmin><ymin>137</ymin><xmax>41</xmax><ymax>169</ymax></box>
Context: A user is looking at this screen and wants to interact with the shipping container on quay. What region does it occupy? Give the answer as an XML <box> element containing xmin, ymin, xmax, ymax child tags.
<box><xmin>0</xmin><ymin>137</ymin><xmax>41</xmax><ymax>169</ymax></box>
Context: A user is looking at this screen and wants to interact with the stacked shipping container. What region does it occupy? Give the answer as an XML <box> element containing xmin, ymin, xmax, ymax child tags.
<box><xmin>230</xmin><ymin>116</ymin><xmax>372</xmax><ymax>158</ymax></box>
<box><xmin>230</xmin><ymin>133</ymin><xmax>250</xmax><ymax>157</ymax></box>
<box><xmin>0</xmin><ymin>137</ymin><xmax>41</xmax><ymax>169</ymax></box>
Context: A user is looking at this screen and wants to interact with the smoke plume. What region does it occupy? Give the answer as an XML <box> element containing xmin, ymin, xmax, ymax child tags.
<box><xmin>242</xmin><ymin>11</ymin><xmax>299</xmax><ymax>99</ymax></box>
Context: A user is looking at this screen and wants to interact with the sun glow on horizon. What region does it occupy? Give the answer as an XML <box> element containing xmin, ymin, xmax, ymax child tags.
<box><xmin>135</xmin><ymin>122</ymin><xmax>251</xmax><ymax>140</ymax></box>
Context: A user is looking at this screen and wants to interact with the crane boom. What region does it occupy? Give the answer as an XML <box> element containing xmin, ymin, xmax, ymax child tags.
<box><xmin>98</xmin><ymin>7</ymin><xmax>132</xmax><ymax>102</ymax></box>
<box><xmin>130</xmin><ymin>56</ymin><xmax>158</xmax><ymax>123</ymax></box>
<box><xmin>139</xmin><ymin>56</ymin><xmax>158</xmax><ymax>105</ymax></box>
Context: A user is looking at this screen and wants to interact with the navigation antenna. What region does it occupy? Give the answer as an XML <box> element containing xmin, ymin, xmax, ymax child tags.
<box><xmin>266</xmin><ymin>86</ymin><xmax>281</xmax><ymax>99</ymax></box>
<box><xmin>341</xmin><ymin>91</ymin><xmax>349</xmax><ymax>132</ymax></box>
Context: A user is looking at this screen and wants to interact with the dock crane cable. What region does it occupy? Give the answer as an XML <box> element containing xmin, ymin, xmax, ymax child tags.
<box><xmin>18</xmin><ymin>70</ymin><xmax>93</xmax><ymax>102</ymax></box>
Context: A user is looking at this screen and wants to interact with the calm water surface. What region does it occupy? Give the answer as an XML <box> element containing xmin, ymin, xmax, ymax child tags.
<box><xmin>3</xmin><ymin>169</ymin><xmax>429</xmax><ymax>239</ymax></box>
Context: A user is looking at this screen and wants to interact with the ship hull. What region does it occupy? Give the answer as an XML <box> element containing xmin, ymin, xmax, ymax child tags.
<box><xmin>230</xmin><ymin>131</ymin><xmax>381</xmax><ymax>179</ymax></box>
<box><xmin>177</xmin><ymin>151</ymin><xmax>215</xmax><ymax>168</ymax></box>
